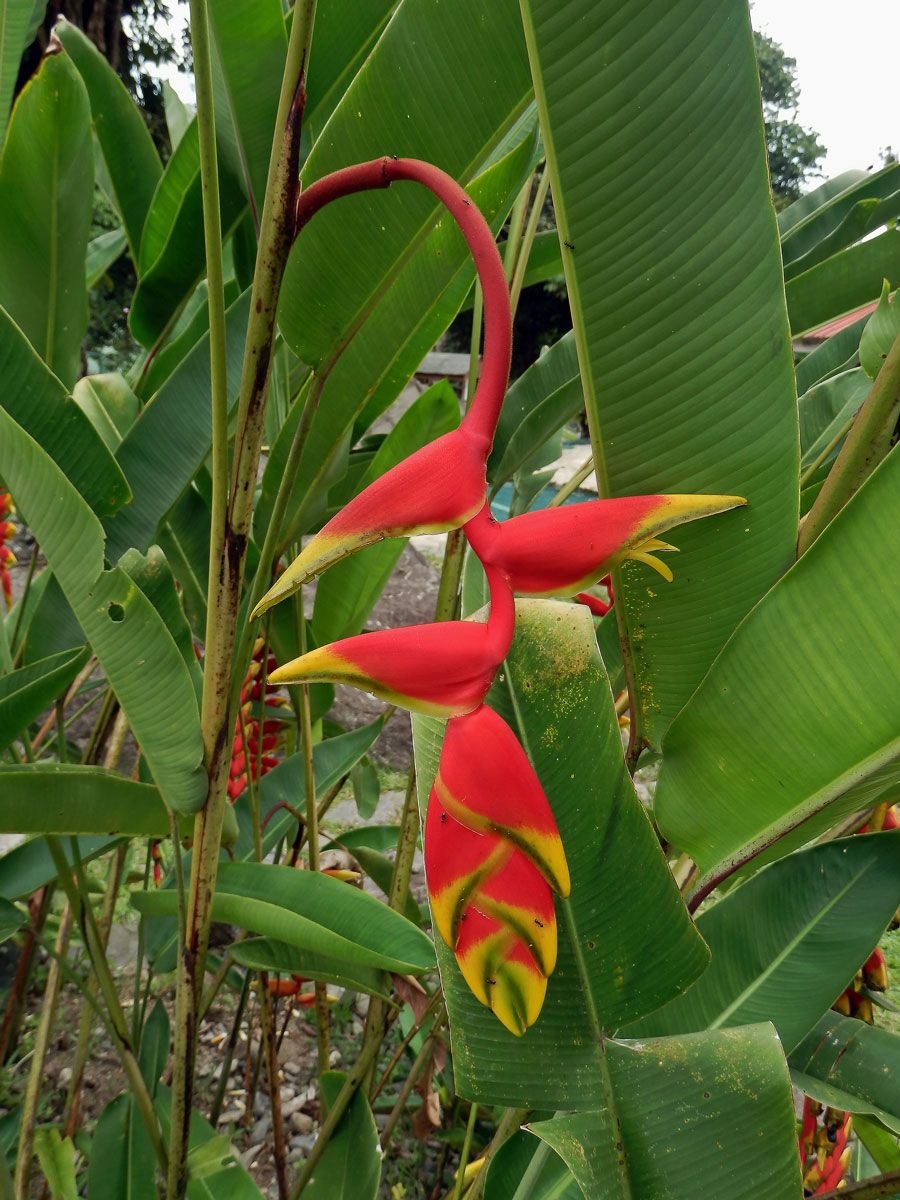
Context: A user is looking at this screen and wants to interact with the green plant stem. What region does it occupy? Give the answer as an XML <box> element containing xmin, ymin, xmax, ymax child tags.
<box><xmin>817</xmin><ymin>1168</ymin><xmax>900</xmax><ymax>1200</ymax></box>
<box><xmin>509</xmin><ymin>166</ymin><xmax>551</xmax><ymax>320</ymax></box>
<box><xmin>208</xmin><ymin>970</ymin><xmax>252</xmax><ymax>1127</ymax></box>
<box><xmin>0</xmin><ymin>885</ymin><xmax>54</xmax><ymax>1064</ymax></box>
<box><xmin>256</xmin><ymin>978</ymin><xmax>289</xmax><ymax>1200</ymax></box>
<box><xmin>798</xmin><ymin>415</ymin><xmax>855</xmax><ymax>489</ymax></box>
<box><xmin>466</xmin><ymin>285</ymin><xmax>484</xmax><ymax>410</ymax></box>
<box><xmin>13</xmin><ymin>897</ymin><xmax>72</xmax><ymax>1197</ymax></box>
<box><xmin>450</xmin><ymin>1100</ymin><xmax>480</xmax><ymax>1200</ymax></box>
<box><xmin>503</xmin><ymin>174</ymin><xmax>533</xmax><ymax>283</ymax></box>
<box><xmin>288</xmin><ymin>1028</ymin><xmax>385</xmax><ymax>1200</ymax></box>
<box><xmin>44</xmin><ymin>836</ymin><xmax>168</xmax><ymax>1174</ymax></box>
<box><xmin>548</xmin><ymin>452</ymin><xmax>594</xmax><ymax>508</ymax></box>
<box><xmin>168</xmin><ymin>6</ymin><xmax>317</xmax><ymax>1194</ymax></box>
<box><xmin>370</xmin><ymin>987</ymin><xmax>443</xmax><ymax>1102</ymax></box>
<box><xmin>132</xmin><ymin>840</ymin><xmax>153</xmax><ymax>1045</ymax></box>
<box><xmin>379</xmin><ymin>1013</ymin><xmax>445</xmax><ymax>1151</ymax></box>
<box><xmin>433</xmin><ymin>528</ymin><xmax>466</xmax><ymax>622</ymax></box>
<box><xmin>462</xmin><ymin>1106</ymin><xmax>528</xmax><ymax>1200</ymax></box>
<box><xmin>799</xmin><ymin>325</ymin><xmax>900</xmax><ymax>555</ymax></box>
<box><xmin>63</xmin><ymin>841</ymin><xmax>128</xmax><ymax>1138</ymax></box>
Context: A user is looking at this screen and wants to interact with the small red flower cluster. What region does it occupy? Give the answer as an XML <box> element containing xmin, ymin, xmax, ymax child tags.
<box><xmin>798</xmin><ymin>1099</ymin><xmax>852</xmax><ymax>1195</ymax></box>
<box><xmin>252</xmin><ymin>159</ymin><xmax>744</xmax><ymax>1033</ymax></box>
<box><xmin>227</xmin><ymin>637</ymin><xmax>289</xmax><ymax>802</ymax></box>
<box><xmin>0</xmin><ymin>491</ymin><xmax>15</xmax><ymax>612</ymax></box>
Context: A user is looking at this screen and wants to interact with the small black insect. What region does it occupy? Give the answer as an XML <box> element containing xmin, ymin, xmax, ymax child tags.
<box><xmin>488</xmin><ymin>978</ymin><xmax>496</xmax><ymax>986</ymax></box>
<box><xmin>534</xmin><ymin>918</ymin><xmax>544</xmax><ymax>928</ymax></box>
<box><xmin>440</xmin><ymin>812</ymin><xmax>446</xmax><ymax>823</ymax></box>
<box><xmin>460</xmin><ymin>913</ymin><xmax>467</xmax><ymax>920</ymax></box>
<box><xmin>564</xmin><ymin>239</ymin><xmax>575</xmax><ymax>249</ymax></box>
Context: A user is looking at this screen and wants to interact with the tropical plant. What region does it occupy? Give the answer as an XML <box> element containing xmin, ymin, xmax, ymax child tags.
<box><xmin>1</xmin><ymin>1</ymin><xmax>900</xmax><ymax>1198</ymax></box>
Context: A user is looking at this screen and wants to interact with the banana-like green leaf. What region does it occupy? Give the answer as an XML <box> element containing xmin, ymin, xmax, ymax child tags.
<box><xmin>54</xmin><ymin>19</ymin><xmax>162</xmax><ymax>261</ymax></box>
<box><xmin>0</xmin><ymin>765</ymin><xmax>168</xmax><ymax>835</ymax></box>
<box><xmin>0</xmin><ymin>647</ymin><xmax>87</xmax><ymax>751</ymax></box>
<box><xmin>656</xmin><ymin>442</ymin><xmax>900</xmax><ymax>885</ymax></box>
<box><xmin>520</xmin><ymin>0</ymin><xmax>799</xmax><ymax>746</ymax></box>
<box><xmin>854</xmin><ymin>1114</ymin><xmax>900</xmax><ymax>1172</ymax></box>
<box><xmin>626</xmin><ymin>833</ymin><xmax>900</xmax><ymax>1054</ymax></box>
<box><xmin>104</xmin><ymin>290</ymin><xmax>251</xmax><ymax>560</ymax></box>
<box><xmin>0</xmin><ymin>0</ymin><xmax>33</xmax><ymax>133</ymax></box>
<box><xmin>271</xmin><ymin>120</ymin><xmax>539</xmax><ymax>549</ymax></box>
<box><xmin>350</xmin><ymin>844</ymin><xmax>421</xmax><ymax>925</ymax></box>
<box><xmin>33</xmin><ymin>1128</ymin><xmax>78</xmax><ymax>1200</ymax></box>
<box><xmin>88</xmin><ymin>1094</ymin><xmax>156</xmax><ymax>1200</ymax></box>
<box><xmin>0</xmin><ymin>50</ymin><xmax>92</xmax><ymax>388</ymax></box>
<box><xmin>795</xmin><ymin>314</ymin><xmax>866</xmax><ymax>395</ymax></box>
<box><xmin>0</xmin><ymin>306</ymin><xmax>131</xmax><ymax>516</ymax></box>
<box><xmin>780</xmin><ymin>164</ymin><xmax>900</xmax><ymax>271</ymax></box>
<box><xmin>530</xmin><ymin>1026</ymin><xmax>799</xmax><ymax>1199</ymax></box>
<box><xmin>791</xmin><ymin>1013</ymin><xmax>900</xmax><ymax>1134</ymax></box>
<box><xmin>132</xmin><ymin>860</ymin><xmax>435</xmax><ymax>974</ymax></box>
<box><xmin>310</xmin><ymin>381</ymin><xmax>461</xmax><ymax>644</ymax></box>
<box><xmin>0</xmin><ymin>404</ymin><xmax>207</xmax><ymax>812</ymax></box>
<box><xmin>0</xmin><ymin>833</ymin><xmax>118</xmax><ymax>900</ymax></box>
<box><xmin>163</xmin><ymin>79</ymin><xmax>192</xmax><ymax>151</ymax></box>
<box><xmin>860</xmin><ymin>281</ymin><xmax>900</xmax><ymax>379</ymax></box>
<box><xmin>208</xmin><ymin>0</ymin><xmax>285</xmax><ymax>217</ymax></box>
<box><xmin>304</xmin><ymin>1072</ymin><xmax>380</xmax><ymax>1200</ymax></box>
<box><xmin>119</xmin><ymin>545</ymin><xmax>203</xmax><ymax>701</ymax></box>
<box><xmin>487</xmin><ymin>331</ymin><xmax>581</xmax><ymax>492</ymax></box>
<box><xmin>413</xmin><ymin>600</ymin><xmax>708</xmax><ymax>1107</ymax></box>
<box><xmin>787</xmin><ymin>230</ymin><xmax>900</xmax><ymax>338</ymax></box>
<box><xmin>778</xmin><ymin>170</ymin><xmax>869</xmax><ymax>237</ymax></box>
<box><xmin>798</xmin><ymin>368</ymin><xmax>870</xmax><ymax>490</ymax></box>
<box><xmin>72</xmin><ymin>372</ymin><xmax>139</xmax><ymax>451</ymax></box>
<box><xmin>228</xmin><ymin>937</ymin><xmax>393</xmax><ymax>1002</ymax></box>
<box><xmin>0</xmin><ymin>896</ymin><xmax>23</xmax><ymax>942</ymax></box>
<box><xmin>85</xmin><ymin>227</ymin><xmax>127</xmax><ymax>288</ymax></box>
<box><xmin>484</xmin><ymin>1130</ymin><xmax>581</xmax><ymax>1200</ymax></box>
<box><xmin>139</xmin><ymin>1000</ymin><xmax>170</xmax><ymax>1096</ymax></box>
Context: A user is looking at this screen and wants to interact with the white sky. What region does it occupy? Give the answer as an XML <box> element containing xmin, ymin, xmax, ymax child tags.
<box><xmin>750</xmin><ymin>0</ymin><xmax>900</xmax><ymax>182</ymax></box>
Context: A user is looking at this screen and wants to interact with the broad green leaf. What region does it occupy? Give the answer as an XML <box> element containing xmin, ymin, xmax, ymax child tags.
<box><xmin>139</xmin><ymin>1000</ymin><xmax>170</xmax><ymax>1096</ymax></box>
<box><xmin>0</xmin><ymin>647</ymin><xmax>87</xmax><ymax>751</ymax></box>
<box><xmin>0</xmin><ymin>833</ymin><xmax>118</xmax><ymax>899</ymax></box>
<box><xmin>0</xmin><ymin>896</ymin><xmax>22</xmax><ymax>942</ymax></box>
<box><xmin>33</xmin><ymin>1128</ymin><xmax>78</xmax><ymax>1200</ymax></box>
<box><xmin>279</xmin><ymin>0</ymin><xmax>531</xmax><ymax>366</ymax></box>
<box><xmin>0</xmin><ymin>0</ymin><xmax>32</xmax><ymax>133</ymax></box>
<box><xmin>72</xmin><ymin>372</ymin><xmax>139</xmax><ymax>451</ymax></box>
<box><xmin>304</xmin><ymin>1072</ymin><xmax>380</xmax><ymax>1200</ymax></box>
<box><xmin>530</xmin><ymin>1026</ymin><xmax>799</xmax><ymax>1199</ymax></box>
<box><xmin>521</xmin><ymin>0</ymin><xmax>799</xmax><ymax>745</ymax></box>
<box><xmin>104</xmin><ymin>290</ymin><xmax>251</xmax><ymax>560</ymax></box>
<box><xmin>88</xmin><ymin>1094</ymin><xmax>156</xmax><ymax>1200</ymax></box>
<box><xmin>487</xmin><ymin>331</ymin><xmax>581</xmax><ymax>491</ymax></box>
<box><xmin>85</xmin><ymin>227</ymin><xmax>127</xmax><ymax>287</ymax></box>
<box><xmin>139</xmin><ymin>276</ymin><xmax>241</xmax><ymax>400</ymax></box>
<box><xmin>54</xmin><ymin>20</ymin><xmax>162</xmax><ymax>260</ymax></box>
<box><xmin>303</xmin><ymin>0</ymin><xmax>397</xmax><ymax>141</ymax></box>
<box><xmin>854</xmin><ymin>1115</ymin><xmax>900</xmax><ymax>1173</ymax></box>
<box><xmin>154</xmin><ymin>1087</ymin><xmax>263</xmax><ymax>1200</ymax></box>
<box><xmin>0</xmin><ymin>50</ymin><xmax>92</xmax><ymax>387</ymax></box>
<box><xmin>780</xmin><ymin>163</ymin><xmax>900</xmax><ymax>272</ymax></box>
<box><xmin>323</xmin><ymin>825</ymin><xmax>401</xmax><ymax>854</ymax></box>
<box><xmin>777</xmin><ymin>170</ymin><xmax>869</xmax><ymax>237</ymax></box>
<box><xmin>232</xmin><ymin>716</ymin><xmax>386</xmax><ymax>860</ymax></box>
<box><xmin>311</xmin><ymin>381</ymin><xmax>461</xmax><ymax>644</ymax></box>
<box><xmin>163</xmin><ymin>79</ymin><xmax>192</xmax><ymax>151</ymax></box>
<box><xmin>626</xmin><ymin>833</ymin><xmax>900</xmax><ymax>1053</ymax></box>
<box><xmin>132</xmin><ymin>860</ymin><xmax>435</xmax><ymax>974</ymax></box>
<box><xmin>228</xmin><ymin>937</ymin><xmax>393</xmax><ymax>1002</ymax></box>
<box><xmin>799</xmin><ymin>368</ymin><xmax>869</xmax><ymax>466</ymax></box>
<box><xmin>273</xmin><ymin>122</ymin><xmax>538</xmax><ymax>547</ymax></box>
<box><xmin>350</xmin><ymin>758</ymin><xmax>379</xmax><ymax>821</ymax></box>
<box><xmin>0</xmin><ymin>306</ymin><xmax>131</xmax><ymax>516</ymax></box>
<box><xmin>656</xmin><ymin>443</ymin><xmax>900</xmax><ymax>883</ymax></box>
<box><xmin>350</xmin><ymin>844</ymin><xmax>421</xmax><ymax>925</ymax></box>
<box><xmin>795</xmin><ymin>313</ymin><xmax>866</xmax><ymax>395</ymax></box>
<box><xmin>130</xmin><ymin>118</ymin><xmax>246</xmax><ymax>346</ymax></box>
<box><xmin>860</xmin><ymin>281</ymin><xmax>900</xmax><ymax>379</ymax></box>
<box><xmin>413</xmin><ymin>600</ymin><xmax>708</xmax><ymax>1107</ymax></box>
<box><xmin>485</xmin><ymin>1130</ymin><xmax>581</xmax><ymax>1200</ymax></box>
<box><xmin>791</xmin><ymin>1013</ymin><xmax>900</xmax><ymax>1134</ymax></box>
<box><xmin>208</xmin><ymin>0</ymin><xmax>285</xmax><ymax>217</ymax></box>
<box><xmin>0</xmin><ymin>404</ymin><xmax>207</xmax><ymax>812</ymax></box>
<box><xmin>0</xmin><ymin>765</ymin><xmax>168</xmax><ymax>835</ymax></box>
<box><xmin>786</xmin><ymin>230</ymin><xmax>900</xmax><ymax>337</ymax></box>
<box><xmin>119</xmin><ymin>545</ymin><xmax>203</xmax><ymax>700</ymax></box>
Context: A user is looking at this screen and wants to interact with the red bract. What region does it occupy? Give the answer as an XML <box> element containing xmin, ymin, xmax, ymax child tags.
<box><xmin>424</xmin><ymin>704</ymin><xmax>569</xmax><ymax>1036</ymax></box>
<box><xmin>267</xmin><ymin>565</ymin><xmax>514</xmax><ymax>718</ymax></box>
<box><xmin>252</xmin><ymin>157</ymin><xmax>511</xmax><ymax>620</ymax></box>
<box><xmin>227</xmin><ymin>638</ymin><xmax>288</xmax><ymax>802</ymax></box>
<box><xmin>464</xmin><ymin>493</ymin><xmax>747</xmax><ymax>595</ymax></box>
<box><xmin>0</xmin><ymin>493</ymin><xmax>15</xmax><ymax>612</ymax></box>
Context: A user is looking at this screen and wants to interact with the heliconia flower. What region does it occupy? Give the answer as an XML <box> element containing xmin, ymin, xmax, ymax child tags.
<box><xmin>464</xmin><ymin>493</ymin><xmax>747</xmax><ymax>596</ymax></box>
<box><xmin>265</xmin><ymin>564</ymin><xmax>515</xmax><ymax>718</ymax></box>
<box><xmin>424</xmin><ymin>704</ymin><xmax>569</xmax><ymax>1035</ymax></box>
<box><xmin>253</xmin><ymin>157</ymin><xmax>512</xmax><ymax>621</ymax></box>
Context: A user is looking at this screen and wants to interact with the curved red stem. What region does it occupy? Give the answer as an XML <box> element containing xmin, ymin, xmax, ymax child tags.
<box><xmin>295</xmin><ymin>156</ymin><xmax>512</xmax><ymax>451</ymax></box>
